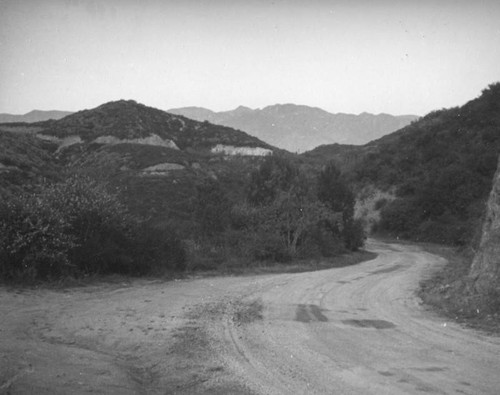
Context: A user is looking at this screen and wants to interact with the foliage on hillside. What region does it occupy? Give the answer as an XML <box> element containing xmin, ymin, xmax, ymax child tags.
<box><xmin>185</xmin><ymin>157</ymin><xmax>365</xmax><ymax>269</ymax></box>
<box><xmin>351</xmin><ymin>83</ymin><xmax>500</xmax><ymax>245</ymax></box>
<box><xmin>0</xmin><ymin>100</ymin><xmax>368</xmax><ymax>282</ymax></box>
<box><xmin>0</xmin><ymin>131</ymin><xmax>60</xmax><ymax>199</ymax></box>
<box><xmin>38</xmin><ymin>100</ymin><xmax>272</xmax><ymax>151</ymax></box>
<box><xmin>0</xmin><ymin>156</ymin><xmax>366</xmax><ymax>281</ymax></box>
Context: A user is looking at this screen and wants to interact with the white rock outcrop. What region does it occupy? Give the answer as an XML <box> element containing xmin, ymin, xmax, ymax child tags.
<box><xmin>93</xmin><ymin>134</ymin><xmax>179</xmax><ymax>150</ymax></box>
<box><xmin>36</xmin><ymin>134</ymin><xmax>83</xmax><ymax>152</ymax></box>
<box><xmin>211</xmin><ymin>144</ymin><xmax>272</xmax><ymax>156</ymax></box>
<box><xmin>142</xmin><ymin>162</ymin><xmax>185</xmax><ymax>175</ymax></box>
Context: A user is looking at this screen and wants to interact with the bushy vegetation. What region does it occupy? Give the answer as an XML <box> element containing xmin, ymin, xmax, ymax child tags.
<box><xmin>353</xmin><ymin>83</ymin><xmax>500</xmax><ymax>245</ymax></box>
<box><xmin>0</xmin><ymin>175</ymin><xmax>185</xmax><ymax>282</ymax></box>
<box><xmin>187</xmin><ymin>156</ymin><xmax>365</xmax><ymax>267</ymax></box>
<box><xmin>0</xmin><ymin>156</ymin><xmax>365</xmax><ymax>282</ymax></box>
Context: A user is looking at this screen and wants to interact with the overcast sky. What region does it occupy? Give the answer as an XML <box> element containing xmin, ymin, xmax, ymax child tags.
<box><xmin>1</xmin><ymin>0</ymin><xmax>500</xmax><ymax>115</ymax></box>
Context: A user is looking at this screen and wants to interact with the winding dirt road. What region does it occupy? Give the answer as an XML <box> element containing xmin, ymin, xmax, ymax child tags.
<box><xmin>1</xmin><ymin>240</ymin><xmax>499</xmax><ymax>394</ymax></box>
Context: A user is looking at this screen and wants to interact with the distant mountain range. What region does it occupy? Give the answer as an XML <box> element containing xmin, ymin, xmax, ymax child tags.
<box><xmin>0</xmin><ymin>110</ymin><xmax>73</xmax><ymax>123</ymax></box>
<box><xmin>0</xmin><ymin>105</ymin><xmax>418</xmax><ymax>152</ymax></box>
<box><xmin>168</xmin><ymin>104</ymin><xmax>419</xmax><ymax>152</ymax></box>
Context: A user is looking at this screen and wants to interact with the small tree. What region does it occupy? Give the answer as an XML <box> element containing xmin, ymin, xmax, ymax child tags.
<box><xmin>247</xmin><ymin>155</ymin><xmax>298</xmax><ymax>206</ymax></box>
<box><xmin>317</xmin><ymin>161</ymin><xmax>355</xmax><ymax>220</ymax></box>
<box><xmin>243</xmin><ymin>159</ymin><xmax>341</xmax><ymax>259</ymax></box>
<box><xmin>269</xmin><ymin>188</ymin><xmax>337</xmax><ymax>256</ymax></box>
<box><xmin>317</xmin><ymin>161</ymin><xmax>365</xmax><ymax>250</ymax></box>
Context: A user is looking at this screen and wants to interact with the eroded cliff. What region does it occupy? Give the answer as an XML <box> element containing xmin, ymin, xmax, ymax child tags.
<box><xmin>469</xmin><ymin>155</ymin><xmax>500</xmax><ymax>294</ymax></box>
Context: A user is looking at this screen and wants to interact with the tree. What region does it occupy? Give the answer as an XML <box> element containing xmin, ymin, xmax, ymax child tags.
<box><xmin>243</xmin><ymin>158</ymin><xmax>341</xmax><ymax>259</ymax></box>
<box><xmin>247</xmin><ymin>155</ymin><xmax>298</xmax><ymax>206</ymax></box>
<box><xmin>269</xmin><ymin>188</ymin><xmax>336</xmax><ymax>256</ymax></box>
<box><xmin>317</xmin><ymin>161</ymin><xmax>365</xmax><ymax>250</ymax></box>
<box><xmin>317</xmin><ymin>161</ymin><xmax>355</xmax><ymax>221</ymax></box>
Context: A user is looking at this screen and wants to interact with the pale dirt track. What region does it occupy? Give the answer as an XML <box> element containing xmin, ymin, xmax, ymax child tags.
<box><xmin>1</xmin><ymin>240</ymin><xmax>499</xmax><ymax>394</ymax></box>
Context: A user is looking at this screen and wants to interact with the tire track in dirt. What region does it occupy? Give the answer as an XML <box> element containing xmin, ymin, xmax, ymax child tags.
<box><xmin>212</xmin><ymin>240</ymin><xmax>500</xmax><ymax>394</ymax></box>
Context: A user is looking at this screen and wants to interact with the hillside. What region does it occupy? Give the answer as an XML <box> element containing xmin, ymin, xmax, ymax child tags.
<box><xmin>0</xmin><ymin>100</ymin><xmax>277</xmax><ymax>226</ymax></box>
<box><xmin>327</xmin><ymin>83</ymin><xmax>500</xmax><ymax>245</ymax></box>
<box><xmin>0</xmin><ymin>110</ymin><xmax>73</xmax><ymax>123</ymax></box>
<box><xmin>169</xmin><ymin>104</ymin><xmax>418</xmax><ymax>152</ymax></box>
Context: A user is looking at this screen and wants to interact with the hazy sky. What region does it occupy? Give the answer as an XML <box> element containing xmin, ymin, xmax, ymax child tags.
<box><xmin>1</xmin><ymin>0</ymin><xmax>500</xmax><ymax>115</ymax></box>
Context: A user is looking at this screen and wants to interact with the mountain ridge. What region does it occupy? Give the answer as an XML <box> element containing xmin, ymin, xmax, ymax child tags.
<box><xmin>0</xmin><ymin>110</ymin><xmax>73</xmax><ymax>123</ymax></box>
<box><xmin>168</xmin><ymin>104</ymin><xmax>418</xmax><ymax>152</ymax></box>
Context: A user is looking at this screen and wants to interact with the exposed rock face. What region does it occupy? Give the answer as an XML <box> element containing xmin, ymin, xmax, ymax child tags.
<box><xmin>142</xmin><ymin>162</ymin><xmax>185</xmax><ymax>175</ymax></box>
<box><xmin>469</xmin><ymin>155</ymin><xmax>500</xmax><ymax>294</ymax></box>
<box><xmin>211</xmin><ymin>144</ymin><xmax>272</xmax><ymax>156</ymax></box>
<box><xmin>92</xmin><ymin>134</ymin><xmax>179</xmax><ymax>149</ymax></box>
<box><xmin>36</xmin><ymin>134</ymin><xmax>83</xmax><ymax>152</ymax></box>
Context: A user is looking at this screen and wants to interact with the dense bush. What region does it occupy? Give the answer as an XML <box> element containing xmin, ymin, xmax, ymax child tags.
<box><xmin>0</xmin><ymin>175</ymin><xmax>186</xmax><ymax>281</ymax></box>
<box><xmin>0</xmin><ymin>194</ymin><xmax>75</xmax><ymax>281</ymax></box>
<box><xmin>246</xmin><ymin>156</ymin><xmax>299</xmax><ymax>206</ymax></box>
<box><xmin>1</xmin><ymin>156</ymin><xmax>366</xmax><ymax>281</ymax></box>
<box><xmin>318</xmin><ymin>162</ymin><xmax>365</xmax><ymax>251</ymax></box>
<box><xmin>232</xmin><ymin>156</ymin><xmax>364</xmax><ymax>261</ymax></box>
<box><xmin>40</xmin><ymin>175</ymin><xmax>137</xmax><ymax>275</ymax></box>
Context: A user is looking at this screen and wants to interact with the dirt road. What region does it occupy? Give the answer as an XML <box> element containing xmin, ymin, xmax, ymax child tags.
<box><xmin>1</xmin><ymin>240</ymin><xmax>499</xmax><ymax>394</ymax></box>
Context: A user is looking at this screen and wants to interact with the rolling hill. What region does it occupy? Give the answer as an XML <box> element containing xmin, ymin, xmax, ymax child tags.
<box><xmin>169</xmin><ymin>104</ymin><xmax>418</xmax><ymax>152</ymax></box>
<box><xmin>0</xmin><ymin>100</ymin><xmax>278</xmax><ymax>227</ymax></box>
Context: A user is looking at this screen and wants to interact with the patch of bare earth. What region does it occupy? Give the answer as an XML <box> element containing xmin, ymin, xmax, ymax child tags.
<box><xmin>0</xmin><ymin>277</ymin><xmax>264</xmax><ymax>394</ymax></box>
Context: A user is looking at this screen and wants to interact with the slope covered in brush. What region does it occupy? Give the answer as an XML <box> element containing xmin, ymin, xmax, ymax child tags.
<box><xmin>39</xmin><ymin>100</ymin><xmax>272</xmax><ymax>151</ymax></box>
<box><xmin>351</xmin><ymin>83</ymin><xmax>500</xmax><ymax>244</ymax></box>
<box><xmin>0</xmin><ymin>100</ymin><xmax>277</xmax><ymax>228</ymax></box>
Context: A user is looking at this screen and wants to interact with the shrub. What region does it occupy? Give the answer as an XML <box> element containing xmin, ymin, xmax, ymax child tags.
<box><xmin>0</xmin><ymin>175</ymin><xmax>188</xmax><ymax>281</ymax></box>
<box><xmin>342</xmin><ymin>219</ymin><xmax>366</xmax><ymax>251</ymax></box>
<box><xmin>0</xmin><ymin>194</ymin><xmax>75</xmax><ymax>281</ymax></box>
<box><xmin>317</xmin><ymin>161</ymin><xmax>365</xmax><ymax>250</ymax></box>
<box><xmin>246</xmin><ymin>155</ymin><xmax>299</xmax><ymax>206</ymax></box>
<box><xmin>379</xmin><ymin>197</ymin><xmax>421</xmax><ymax>237</ymax></box>
<box><xmin>40</xmin><ymin>175</ymin><xmax>137</xmax><ymax>275</ymax></box>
